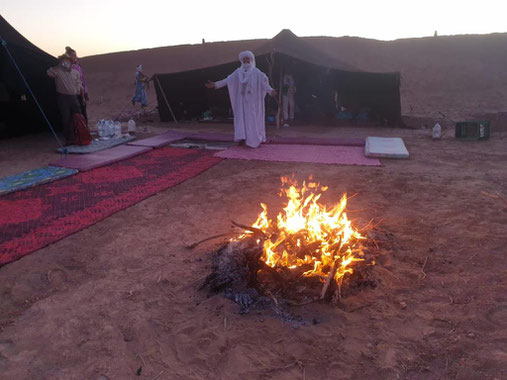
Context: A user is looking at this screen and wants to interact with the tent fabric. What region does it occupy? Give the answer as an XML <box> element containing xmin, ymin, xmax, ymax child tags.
<box><xmin>0</xmin><ymin>15</ymin><xmax>60</xmax><ymax>138</ymax></box>
<box><xmin>253</xmin><ymin>29</ymin><xmax>360</xmax><ymax>72</ymax></box>
<box><xmin>153</xmin><ymin>30</ymin><xmax>402</xmax><ymax>126</ymax></box>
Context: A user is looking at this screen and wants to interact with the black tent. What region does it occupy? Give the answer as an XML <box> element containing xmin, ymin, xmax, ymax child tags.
<box><xmin>0</xmin><ymin>15</ymin><xmax>60</xmax><ymax>138</ymax></box>
<box><xmin>153</xmin><ymin>30</ymin><xmax>401</xmax><ymax>126</ymax></box>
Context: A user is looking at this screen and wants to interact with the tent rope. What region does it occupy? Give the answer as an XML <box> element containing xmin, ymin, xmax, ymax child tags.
<box><xmin>113</xmin><ymin>99</ymin><xmax>155</xmax><ymax>120</ymax></box>
<box><xmin>1</xmin><ymin>37</ymin><xmax>67</xmax><ymax>154</ymax></box>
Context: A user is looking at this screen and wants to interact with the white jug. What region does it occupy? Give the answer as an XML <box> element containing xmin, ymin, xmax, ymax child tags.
<box><xmin>432</xmin><ymin>123</ymin><xmax>442</xmax><ymax>140</ymax></box>
<box><xmin>128</xmin><ymin>118</ymin><xmax>136</xmax><ymax>133</ymax></box>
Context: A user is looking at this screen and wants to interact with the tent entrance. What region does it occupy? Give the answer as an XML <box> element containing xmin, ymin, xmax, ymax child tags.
<box><xmin>256</xmin><ymin>53</ymin><xmax>401</xmax><ymax>126</ymax></box>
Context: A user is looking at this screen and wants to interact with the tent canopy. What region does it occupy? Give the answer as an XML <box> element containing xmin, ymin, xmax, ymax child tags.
<box><xmin>0</xmin><ymin>15</ymin><xmax>59</xmax><ymax>138</ymax></box>
<box><xmin>253</xmin><ymin>29</ymin><xmax>359</xmax><ymax>71</ymax></box>
<box><xmin>153</xmin><ymin>30</ymin><xmax>401</xmax><ymax>126</ymax></box>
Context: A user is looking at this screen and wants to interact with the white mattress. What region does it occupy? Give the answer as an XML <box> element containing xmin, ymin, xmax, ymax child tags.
<box><xmin>365</xmin><ymin>137</ymin><xmax>409</xmax><ymax>159</ymax></box>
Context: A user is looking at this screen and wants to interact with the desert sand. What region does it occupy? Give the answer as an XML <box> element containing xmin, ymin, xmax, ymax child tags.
<box><xmin>1</xmin><ymin>32</ymin><xmax>507</xmax><ymax>380</ymax></box>
<box><xmin>1</xmin><ymin>122</ymin><xmax>506</xmax><ymax>379</ymax></box>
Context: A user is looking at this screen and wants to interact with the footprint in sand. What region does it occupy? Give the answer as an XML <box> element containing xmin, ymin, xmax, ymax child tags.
<box><xmin>0</xmin><ymin>339</ymin><xmax>15</xmax><ymax>360</ymax></box>
<box><xmin>429</xmin><ymin>318</ymin><xmax>453</xmax><ymax>329</ymax></box>
<box><xmin>118</xmin><ymin>321</ymin><xmax>136</xmax><ymax>342</ymax></box>
<box><xmin>465</xmin><ymin>221</ymin><xmax>489</xmax><ymax>235</ymax></box>
<box><xmin>47</xmin><ymin>268</ymin><xmax>71</xmax><ymax>290</ymax></box>
<box><xmin>486</xmin><ymin>305</ymin><xmax>507</xmax><ymax>327</ymax></box>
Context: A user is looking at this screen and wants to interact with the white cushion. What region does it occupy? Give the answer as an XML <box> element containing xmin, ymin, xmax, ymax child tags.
<box><xmin>365</xmin><ymin>137</ymin><xmax>409</xmax><ymax>159</ymax></box>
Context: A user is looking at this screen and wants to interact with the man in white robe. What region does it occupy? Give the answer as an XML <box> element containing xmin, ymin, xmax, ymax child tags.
<box><xmin>206</xmin><ymin>51</ymin><xmax>277</xmax><ymax>148</ymax></box>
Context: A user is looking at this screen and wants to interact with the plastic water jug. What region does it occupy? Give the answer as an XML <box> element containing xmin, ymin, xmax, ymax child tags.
<box><xmin>113</xmin><ymin>121</ymin><xmax>122</xmax><ymax>138</ymax></box>
<box><xmin>99</xmin><ymin>120</ymin><xmax>107</xmax><ymax>137</ymax></box>
<box><xmin>432</xmin><ymin>122</ymin><xmax>442</xmax><ymax>140</ymax></box>
<box><xmin>106</xmin><ymin>120</ymin><xmax>114</xmax><ymax>137</ymax></box>
<box><xmin>479</xmin><ymin>124</ymin><xmax>485</xmax><ymax>138</ymax></box>
<box><xmin>128</xmin><ymin>118</ymin><xmax>136</xmax><ymax>133</ymax></box>
<box><xmin>96</xmin><ymin>120</ymin><xmax>103</xmax><ymax>137</ymax></box>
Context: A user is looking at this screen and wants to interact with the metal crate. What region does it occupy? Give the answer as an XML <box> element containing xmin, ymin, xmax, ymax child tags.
<box><xmin>455</xmin><ymin>120</ymin><xmax>490</xmax><ymax>140</ymax></box>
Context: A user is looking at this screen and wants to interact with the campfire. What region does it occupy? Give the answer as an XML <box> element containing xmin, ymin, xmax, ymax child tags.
<box><xmin>200</xmin><ymin>176</ymin><xmax>378</xmax><ymax>309</ymax></box>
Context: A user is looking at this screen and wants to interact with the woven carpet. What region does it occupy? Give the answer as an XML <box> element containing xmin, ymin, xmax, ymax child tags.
<box><xmin>57</xmin><ymin>135</ymin><xmax>136</xmax><ymax>154</ymax></box>
<box><xmin>268</xmin><ymin>136</ymin><xmax>365</xmax><ymax>146</ymax></box>
<box><xmin>0</xmin><ymin>166</ymin><xmax>78</xmax><ymax>196</ymax></box>
<box><xmin>215</xmin><ymin>144</ymin><xmax>382</xmax><ymax>166</ymax></box>
<box><xmin>0</xmin><ymin>147</ymin><xmax>222</xmax><ymax>266</ymax></box>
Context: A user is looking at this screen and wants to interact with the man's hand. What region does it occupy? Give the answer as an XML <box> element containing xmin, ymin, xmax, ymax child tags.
<box><xmin>46</xmin><ymin>67</ymin><xmax>57</xmax><ymax>78</ymax></box>
<box><xmin>205</xmin><ymin>80</ymin><xmax>215</xmax><ymax>89</ymax></box>
<box><xmin>270</xmin><ymin>89</ymin><xmax>277</xmax><ymax>97</ymax></box>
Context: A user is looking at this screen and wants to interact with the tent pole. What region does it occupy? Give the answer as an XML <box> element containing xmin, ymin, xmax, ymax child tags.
<box><xmin>267</xmin><ymin>52</ymin><xmax>274</xmax><ymax>85</ymax></box>
<box><xmin>267</xmin><ymin>52</ymin><xmax>280</xmax><ymax>129</ymax></box>
<box><xmin>154</xmin><ymin>76</ymin><xmax>178</xmax><ymax>123</ymax></box>
<box><xmin>277</xmin><ymin>64</ymin><xmax>284</xmax><ymax>129</ymax></box>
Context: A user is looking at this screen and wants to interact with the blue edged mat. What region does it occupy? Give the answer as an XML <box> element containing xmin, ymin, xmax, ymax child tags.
<box><xmin>0</xmin><ymin>166</ymin><xmax>78</xmax><ymax>196</ymax></box>
<box><xmin>57</xmin><ymin>135</ymin><xmax>136</xmax><ymax>154</ymax></box>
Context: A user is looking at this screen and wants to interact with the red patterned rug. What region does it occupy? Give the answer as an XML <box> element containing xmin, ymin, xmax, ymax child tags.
<box><xmin>0</xmin><ymin>147</ymin><xmax>222</xmax><ymax>266</ymax></box>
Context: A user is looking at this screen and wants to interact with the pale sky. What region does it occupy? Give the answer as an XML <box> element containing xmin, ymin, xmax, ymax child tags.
<box><xmin>2</xmin><ymin>0</ymin><xmax>506</xmax><ymax>57</ymax></box>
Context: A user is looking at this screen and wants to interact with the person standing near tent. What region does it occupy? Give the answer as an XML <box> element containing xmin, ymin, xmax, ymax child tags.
<box><xmin>205</xmin><ymin>51</ymin><xmax>277</xmax><ymax>148</ymax></box>
<box><xmin>65</xmin><ymin>46</ymin><xmax>89</xmax><ymax>123</ymax></box>
<box><xmin>282</xmin><ymin>72</ymin><xmax>296</xmax><ymax>127</ymax></box>
<box><xmin>132</xmin><ymin>64</ymin><xmax>149</xmax><ymax>107</ymax></box>
<box><xmin>46</xmin><ymin>55</ymin><xmax>82</xmax><ymax>145</ymax></box>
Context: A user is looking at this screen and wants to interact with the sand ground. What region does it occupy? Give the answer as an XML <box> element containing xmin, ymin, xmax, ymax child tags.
<box><xmin>0</xmin><ymin>122</ymin><xmax>506</xmax><ymax>379</ymax></box>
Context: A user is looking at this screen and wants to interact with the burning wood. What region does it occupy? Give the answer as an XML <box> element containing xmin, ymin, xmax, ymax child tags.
<box><xmin>200</xmin><ymin>176</ymin><xmax>379</xmax><ymax>310</ymax></box>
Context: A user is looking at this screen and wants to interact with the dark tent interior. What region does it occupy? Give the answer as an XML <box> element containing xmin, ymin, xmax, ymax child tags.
<box><xmin>0</xmin><ymin>15</ymin><xmax>59</xmax><ymax>138</ymax></box>
<box><xmin>154</xmin><ymin>30</ymin><xmax>401</xmax><ymax>127</ymax></box>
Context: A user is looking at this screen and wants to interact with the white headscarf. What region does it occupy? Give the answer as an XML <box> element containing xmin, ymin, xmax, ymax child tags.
<box><xmin>238</xmin><ymin>51</ymin><xmax>256</xmax><ymax>84</ymax></box>
<box><xmin>136</xmin><ymin>64</ymin><xmax>143</xmax><ymax>73</ymax></box>
<box><xmin>239</xmin><ymin>51</ymin><xmax>256</xmax><ymax>69</ymax></box>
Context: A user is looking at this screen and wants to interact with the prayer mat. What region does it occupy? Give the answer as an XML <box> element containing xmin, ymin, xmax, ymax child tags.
<box><xmin>268</xmin><ymin>136</ymin><xmax>365</xmax><ymax>146</ymax></box>
<box><xmin>127</xmin><ymin>131</ymin><xmax>188</xmax><ymax>148</ymax></box>
<box><xmin>169</xmin><ymin>139</ymin><xmax>236</xmax><ymax>150</ymax></box>
<box><xmin>49</xmin><ymin>145</ymin><xmax>152</xmax><ymax>171</ymax></box>
<box><xmin>129</xmin><ymin>131</ymin><xmax>235</xmax><ymax>148</ymax></box>
<box><xmin>57</xmin><ymin>135</ymin><xmax>136</xmax><ymax>154</ymax></box>
<box><xmin>0</xmin><ymin>166</ymin><xmax>78</xmax><ymax>197</ymax></box>
<box><xmin>214</xmin><ymin>144</ymin><xmax>382</xmax><ymax>166</ymax></box>
<box><xmin>187</xmin><ymin>132</ymin><xmax>235</xmax><ymax>142</ymax></box>
<box><xmin>0</xmin><ymin>147</ymin><xmax>223</xmax><ymax>266</ymax></box>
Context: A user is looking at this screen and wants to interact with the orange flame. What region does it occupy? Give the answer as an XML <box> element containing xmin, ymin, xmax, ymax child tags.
<box><xmin>243</xmin><ymin>176</ymin><xmax>366</xmax><ymax>282</ymax></box>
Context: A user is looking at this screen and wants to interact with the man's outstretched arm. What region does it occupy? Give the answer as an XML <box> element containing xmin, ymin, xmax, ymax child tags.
<box><xmin>205</xmin><ymin>78</ymin><xmax>228</xmax><ymax>89</ymax></box>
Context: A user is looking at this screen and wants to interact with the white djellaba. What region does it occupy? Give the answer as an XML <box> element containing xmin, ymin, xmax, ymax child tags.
<box><xmin>213</xmin><ymin>51</ymin><xmax>275</xmax><ymax>148</ymax></box>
